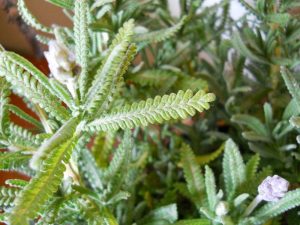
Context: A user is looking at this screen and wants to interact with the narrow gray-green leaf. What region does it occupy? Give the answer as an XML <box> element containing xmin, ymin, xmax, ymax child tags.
<box><xmin>9</xmin><ymin>135</ymin><xmax>78</xmax><ymax>225</ymax></box>
<box><xmin>75</xmin><ymin>0</ymin><xmax>90</xmax><ymax>99</ymax></box>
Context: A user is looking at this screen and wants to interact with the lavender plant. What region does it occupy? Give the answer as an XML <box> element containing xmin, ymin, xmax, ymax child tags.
<box><xmin>181</xmin><ymin>139</ymin><xmax>300</xmax><ymax>225</ymax></box>
<box><xmin>0</xmin><ymin>0</ymin><xmax>215</xmax><ymax>224</ymax></box>
<box><xmin>1</xmin><ymin>0</ymin><xmax>300</xmax><ymax>225</ymax></box>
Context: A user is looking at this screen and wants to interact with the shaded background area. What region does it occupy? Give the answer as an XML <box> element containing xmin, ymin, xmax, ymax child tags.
<box><xmin>0</xmin><ymin>0</ymin><xmax>71</xmax><ymax>55</ymax></box>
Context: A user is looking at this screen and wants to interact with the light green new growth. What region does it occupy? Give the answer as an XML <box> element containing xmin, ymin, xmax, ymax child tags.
<box><xmin>85</xmin><ymin>90</ymin><xmax>215</xmax><ymax>132</ymax></box>
<box><xmin>9</xmin><ymin>135</ymin><xmax>78</xmax><ymax>225</ymax></box>
<box><xmin>30</xmin><ymin>117</ymin><xmax>79</xmax><ymax>170</ymax></box>
<box><xmin>84</xmin><ymin>20</ymin><xmax>136</xmax><ymax>115</ymax></box>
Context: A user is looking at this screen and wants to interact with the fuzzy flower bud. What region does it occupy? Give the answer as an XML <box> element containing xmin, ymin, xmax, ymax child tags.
<box><xmin>215</xmin><ymin>201</ymin><xmax>229</xmax><ymax>216</ymax></box>
<box><xmin>258</xmin><ymin>175</ymin><xmax>289</xmax><ymax>202</ymax></box>
<box><xmin>44</xmin><ymin>40</ymin><xmax>77</xmax><ymax>97</ymax></box>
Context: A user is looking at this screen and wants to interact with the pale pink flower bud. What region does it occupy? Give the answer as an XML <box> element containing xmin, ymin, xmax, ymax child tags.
<box><xmin>258</xmin><ymin>175</ymin><xmax>289</xmax><ymax>202</ymax></box>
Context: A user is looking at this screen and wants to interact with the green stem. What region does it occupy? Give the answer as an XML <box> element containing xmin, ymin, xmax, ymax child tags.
<box><xmin>243</xmin><ymin>196</ymin><xmax>262</xmax><ymax>217</ymax></box>
<box><xmin>35</xmin><ymin>105</ymin><xmax>53</xmax><ymax>134</ymax></box>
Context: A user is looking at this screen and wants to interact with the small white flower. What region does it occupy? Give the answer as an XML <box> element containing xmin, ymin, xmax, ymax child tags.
<box><xmin>215</xmin><ymin>201</ymin><xmax>229</xmax><ymax>216</ymax></box>
<box><xmin>258</xmin><ymin>175</ymin><xmax>289</xmax><ymax>202</ymax></box>
<box><xmin>44</xmin><ymin>40</ymin><xmax>76</xmax><ymax>84</ymax></box>
<box><xmin>44</xmin><ymin>40</ymin><xmax>77</xmax><ymax>97</ymax></box>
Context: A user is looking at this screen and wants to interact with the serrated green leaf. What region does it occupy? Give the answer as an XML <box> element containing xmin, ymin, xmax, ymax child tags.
<box><xmin>240</xmin><ymin>166</ymin><xmax>272</xmax><ymax>196</ymax></box>
<box><xmin>75</xmin><ymin>0</ymin><xmax>90</xmax><ymax>99</ymax></box>
<box><xmin>85</xmin><ymin>90</ymin><xmax>215</xmax><ymax>132</ymax></box>
<box><xmin>282</xmin><ymin>99</ymin><xmax>300</xmax><ymax>120</ymax></box>
<box><xmin>106</xmin><ymin>191</ymin><xmax>130</xmax><ymax>205</ymax></box>
<box><xmin>18</xmin><ymin>0</ymin><xmax>52</xmax><ymax>33</ymax></box>
<box><xmin>9</xmin><ymin>135</ymin><xmax>78</xmax><ymax>225</ymax></box>
<box><xmin>0</xmin><ymin>51</ymin><xmax>70</xmax><ymax>122</ymax></box>
<box><xmin>78</xmin><ymin>148</ymin><xmax>103</xmax><ymax>191</ymax></box>
<box><xmin>133</xmin><ymin>16</ymin><xmax>187</xmax><ymax>47</ymax></box>
<box><xmin>250</xmin><ymin>189</ymin><xmax>300</xmax><ymax>224</ymax></box>
<box><xmin>0</xmin><ymin>77</ymin><xmax>10</xmax><ymax>137</ymax></box>
<box><xmin>5</xmin><ymin>179</ymin><xmax>28</xmax><ymax>188</ymax></box>
<box><xmin>104</xmin><ymin>131</ymin><xmax>133</xmax><ymax>179</ymax></box>
<box><xmin>181</xmin><ymin>144</ymin><xmax>205</xmax><ymax>209</ymax></box>
<box><xmin>84</xmin><ymin>20</ymin><xmax>135</xmax><ymax>115</ymax></box>
<box><xmin>8</xmin><ymin>104</ymin><xmax>43</xmax><ymax>130</ymax></box>
<box><xmin>245</xmin><ymin>154</ymin><xmax>260</xmax><ymax>180</ymax></box>
<box><xmin>281</xmin><ymin>67</ymin><xmax>300</xmax><ymax>111</ymax></box>
<box><xmin>0</xmin><ymin>187</ymin><xmax>20</xmax><ymax>208</ymax></box>
<box><xmin>8</xmin><ymin>124</ymin><xmax>45</xmax><ymax>150</ymax></box>
<box><xmin>223</xmin><ymin>139</ymin><xmax>246</xmax><ymax>200</ymax></box>
<box><xmin>49</xmin><ymin>78</ymin><xmax>75</xmax><ymax>110</ymax></box>
<box><xmin>196</xmin><ymin>143</ymin><xmax>224</xmax><ymax>165</ymax></box>
<box><xmin>205</xmin><ymin>166</ymin><xmax>217</xmax><ymax>211</ymax></box>
<box><xmin>92</xmin><ymin>131</ymin><xmax>116</xmax><ymax>168</ymax></box>
<box><xmin>0</xmin><ymin>151</ymin><xmax>30</xmax><ymax>171</ymax></box>
<box><xmin>231</xmin><ymin>32</ymin><xmax>269</xmax><ymax>64</ymax></box>
<box><xmin>231</xmin><ymin>114</ymin><xmax>268</xmax><ymax>137</ymax></box>
<box><xmin>30</xmin><ymin>117</ymin><xmax>79</xmax><ymax>170</ymax></box>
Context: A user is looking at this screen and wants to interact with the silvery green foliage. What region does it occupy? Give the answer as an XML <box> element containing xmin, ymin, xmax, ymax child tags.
<box><xmin>1</xmin><ymin>0</ymin><xmax>300</xmax><ymax>224</ymax></box>
<box><xmin>181</xmin><ymin>139</ymin><xmax>300</xmax><ymax>225</ymax></box>
<box><xmin>0</xmin><ymin>0</ymin><xmax>215</xmax><ymax>224</ymax></box>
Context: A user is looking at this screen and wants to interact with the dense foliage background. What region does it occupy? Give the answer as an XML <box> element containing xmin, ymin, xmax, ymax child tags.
<box><xmin>1</xmin><ymin>0</ymin><xmax>300</xmax><ymax>225</ymax></box>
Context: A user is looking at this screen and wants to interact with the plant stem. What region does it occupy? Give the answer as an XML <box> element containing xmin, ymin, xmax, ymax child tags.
<box><xmin>243</xmin><ymin>196</ymin><xmax>262</xmax><ymax>217</ymax></box>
